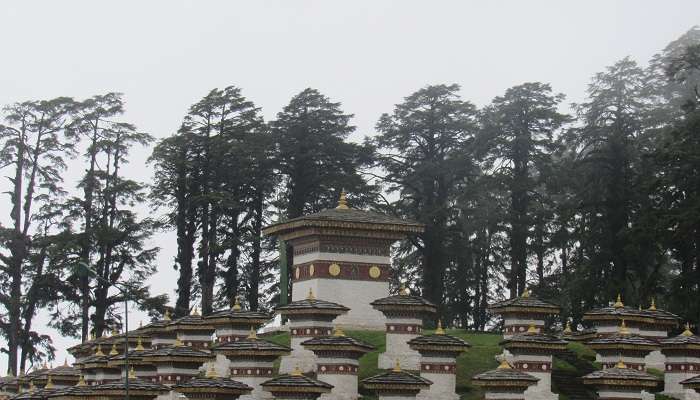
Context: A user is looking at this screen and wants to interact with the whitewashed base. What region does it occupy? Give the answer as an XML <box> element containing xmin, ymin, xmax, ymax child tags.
<box><xmin>239</xmin><ymin>376</ymin><xmax>274</xmax><ymax>400</ymax></box>
<box><xmin>318</xmin><ymin>374</ymin><xmax>358</xmax><ymax>400</ymax></box>
<box><xmin>646</xmin><ymin>350</ymin><xmax>666</xmax><ymax>372</ymax></box>
<box><xmin>523</xmin><ymin>372</ymin><xmax>558</xmax><ymax>400</ymax></box>
<box><xmin>378</xmin><ymin>348</ymin><xmax>422</xmax><ymax>371</ymax></box>
<box><xmin>279</xmin><ymin>346</ymin><xmax>318</xmax><ymax>374</ymax></box>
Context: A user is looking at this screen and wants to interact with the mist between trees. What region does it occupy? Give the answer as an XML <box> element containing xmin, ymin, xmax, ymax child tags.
<box><xmin>1</xmin><ymin>27</ymin><xmax>699</xmax><ymax>375</ymax></box>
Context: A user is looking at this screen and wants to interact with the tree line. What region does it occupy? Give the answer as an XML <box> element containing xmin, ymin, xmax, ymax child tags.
<box><xmin>1</xmin><ymin>27</ymin><xmax>699</xmax><ymax>374</ymax></box>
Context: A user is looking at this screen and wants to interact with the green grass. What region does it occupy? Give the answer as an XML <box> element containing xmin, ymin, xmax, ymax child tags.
<box><xmin>567</xmin><ymin>341</ymin><xmax>597</xmax><ymax>362</ymax></box>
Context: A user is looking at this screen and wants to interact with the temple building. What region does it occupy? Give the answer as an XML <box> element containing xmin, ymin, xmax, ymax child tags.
<box><xmin>107</xmin><ymin>338</ymin><xmax>157</xmax><ymax>381</ymax></box>
<box><xmin>263</xmin><ymin>191</ymin><xmax>424</xmax><ymax>331</ymax></box>
<box><xmin>472</xmin><ymin>360</ymin><xmax>539</xmax><ymax>400</ymax></box>
<box><xmin>361</xmin><ymin>361</ymin><xmax>432</xmax><ymax>400</ymax></box>
<box><xmin>172</xmin><ymin>365</ymin><xmax>253</xmax><ymax>400</ymax></box>
<box><xmin>371</xmin><ymin>286</ymin><xmax>437</xmax><ymax>370</ymax></box>
<box><xmin>301</xmin><ymin>327</ymin><xmax>375</xmax><ymax>400</ymax></box>
<box><xmin>205</xmin><ymin>298</ymin><xmax>271</xmax><ymax>344</ymax></box>
<box><xmin>660</xmin><ymin>324</ymin><xmax>700</xmax><ymax>400</ymax></box>
<box><xmin>587</xmin><ymin>320</ymin><xmax>659</xmax><ymax>370</ymax></box>
<box><xmin>140</xmin><ymin>339</ymin><xmax>213</xmax><ymax>385</ymax></box>
<box><xmin>29</xmin><ymin>362</ymin><xmax>80</xmax><ymax>389</ymax></box>
<box><xmin>165</xmin><ymin>309</ymin><xmax>216</xmax><ymax>350</ymax></box>
<box><xmin>261</xmin><ymin>368</ymin><xmax>333</xmax><ymax>400</ymax></box>
<box><xmin>499</xmin><ymin>324</ymin><xmax>567</xmax><ymax>400</ymax></box>
<box><xmin>275</xmin><ymin>290</ymin><xmax>349</xmax><ymax>373</ymax></box>
<box><xmin>407</xmin><ymin>321</ymin><xmax>470</xmax><ymax>400</ymax></box>
<box><xmin>79</xmin><ymin>346</ymin><xmax>120</xmax><ymax>385</ymax></box>
<box><xmin>583</xmin><ymin>360</ymin><xmax>659</xmax><ymax>400</ymax></box>
<box><xmin>488</xmin><ymin>288</ymin><xmax>560</xmax><ymax>339</ymax></box>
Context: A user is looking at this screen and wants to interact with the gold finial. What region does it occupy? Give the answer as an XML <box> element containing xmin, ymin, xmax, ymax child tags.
<box><xmin>336</xmin><ymin>190</ymin><xmax>349</xmax><ymax>210</ymax></box>
<box><xmin>76</xmin><ymin>375</ymin><xmax>86</xmax><ymax>387</ymax></box>
<box><xmin>392</xmin><ymin>359</ymin><xmax>402</xmax><ymax>372</ymax></box>
<box><xmin>111</xmin><ymin>326</ymin><xmax>119</xmax><ymax>336</ymax></box>
<box><xmin>619</xmin><ymin>319</ymin><xmax>630</xmax><ymax>335</ymax></box>
<box><xmin>109</xmin><ymin>343</ymin><xmax>119</xmax><ymax>356</ymax></box>
<box><xmin>232</xmin><ymin>297</ymin><xmax>242</xmax><ymax>311</ymax></box>
<box><xmin>247</xmin><ymin>327</ymin><xmax>258</xmax><ymax>340</ymax></box>
<box><xmin>527</xmin><ymin>324</ymin><xmax>538</xmax><ymax>334</ymax></box>
<box><xmin>28</xmin><ymin>381</ymin><xmax>36</xmax><ymax>392</ymax></box>
<box><xmin>205</xmin><ymin>364</ymin><xmax>218</xmax><ymax>378</ymax></box>
<box><xmin>136</xmin><ymin>337</ymin><xmax>145</xmax><ymax>351</ymax></box>
<box><xmin>42</xmin><ymin>361</ymin><xmax>48</xmax><ymax>369</ymax></box>
<box><xmin>63</xmin><ymin>358</ymin><xmax>68</xmax><ymax>367</ymax></box>
<box><xmin>191</xmin><ymin>307</ymin><xmax>200</xmax><ymax>316</ymax></box>
<box><xmin>497</xmin><ymin>359</ymin><xmax>512</xmax><ymax>369</ymax></box>
<box><xmin>291</xmin><ymin>366</ymin><xmax>303</xmax><ymax>376</ymax></box>
<box><xmin>682</xmin><ymin>323</ymin><xmax>694</xmax><ymax>337</ymax></box>
<box><xmin>95</xmin><ymin>344</ymin><xmax>104</xmax><ymax>356</ymax></box>
<box><xmin>649</xmin><ymin>298</ymin><xmax>657</xmax><ymax>311</ymax></box>
<box><xmin>174</xmin><ymin>337</ymin><xmax>184</xmax><ymax>347</ymax></box>
<box><xmin>128</xmin><ymin>367</ymin><xmax>136</xmax><ymax>379</ymax></box>
<box><xmin>45</xmin><ymin>375</ymin><xmax>54</xmax><ymax>389</ymax></box>
<box><xmin>615</xmin><ymin>357</ymin><xmax>627</xmax><ymax>369</ymax></box>
<box><xmin>521</xmin><ymin>288</ymin><xmax>531</xmax><ymax>298</ymax></box>
<box><xmin>435</xmin><ymin>320</ymin><xmax>445</xmax><ymax>335</ymax></box>
<box><xmin>563</xmin><ymin>321</ymin><xmax>572</xmax><ymax>334</ymax></box>
<box><xmin>333</xmin><ymin>326</ymin><xmax>346</xmax><ymax>337</ymax></box>
<box><xmin>139</xmin><ymin>320</ymin><xmax>143</xmax><ymax>328</ymax></box>
<box><xmin>399</xmin><ymin>284</ymin><xmax>409</xmax><ymax>296</ymax></box>
<box><xmin>163</xmin><ymin>309</ymin><xmax>171</xmax><ymax>321</ymax></box>
<box><xmin>638</xmin><ymin>305</ymin><xmax>642</xmax><ymax>311</ymax></box>
<box><xmin>307</xmin><ymin>288</ymin><xmax>315</xmax><ymax>300</ymax></box>
<box><xmin>613</xmin><ymin>294</ymin><xmax>624</xmax><ymax>308</ymax></box>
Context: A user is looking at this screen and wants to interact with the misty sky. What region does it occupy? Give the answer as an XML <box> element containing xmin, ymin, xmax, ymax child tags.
<box><xmin>1</xmin><ymin>0</ymin><xmax>699</xmax><ymax>369</ymax></box>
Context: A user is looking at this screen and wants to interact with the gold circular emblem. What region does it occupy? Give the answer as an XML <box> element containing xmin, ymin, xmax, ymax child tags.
<box><xmin>309</xmin><ymin>264</ymin><xmax>315</xmax><ymax>277</ymax></box>
<box><xmin>328</xmin><ymin>263</ymin><xmax>341</xmax><ymax>277</ymax></box>
<box><xmin>294</xmin><ymin>266</ymin><xmax>300</xmax><ymax>280</ymax></box>
<box><xmin>369</xmin><ymin>266</ymin><xmax>381</xmax><ymax>279</ymax></box>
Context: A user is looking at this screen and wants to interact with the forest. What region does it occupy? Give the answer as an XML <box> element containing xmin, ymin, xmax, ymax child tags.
<box><xmin>1</xmin><ymin>27</ymin><xmax>699</xmax><ymax>375</ymax></box>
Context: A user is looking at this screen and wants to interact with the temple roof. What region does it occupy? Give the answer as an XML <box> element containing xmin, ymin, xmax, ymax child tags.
<box><xmin>500</xmin><ymin>331</ymin><xmax>568</xmax><ymax>350</ymax></box>
<box><xmin>370</xmin><ymin>290</ymin><xmax>437</xmax><ymax>315</ymax></box>
<box><xmin>682</xmin><ymin>374</ymin><xmax>700</xmax><ymax>388</ymax></box>
<box><xmin>141</xmin><ymin>344</ymin><xmax>213</xmax><ymax>362</ymax></box>
<box><xmin>11</xmin><ymin>387</ymin><xmax>60</xmax><ymax>400</ymax></box>
<box><xmin>488</xmin><ymin>290</ymin><xmax>560</xmax><ymax>314</ymax></box>
<box><xmin>583</xmin><ymin>297</ymin><xmax>679</xmax><ymax>326</ymax></box>
<box><xmin>583</xmin><ymin>364</ymin><xmax>658</xmax><ymax>387</ymax></box>
<box><xmin>204</xmin><ymin>305</ymin><xmax>271</xmax><ymax>325</ymax></box>
<box><xmin>587</xmin><ymin>333</ymin><xmax>659</xmax><ymax>351</ymax></box>
<box><xmin>659</xmin><ymin>326</ymin><xmax>700</xmax><ymax>348</ymax></box>
<box><xmin>212</xmin><ymin>337</ymin><xmax>291</xmax><ymax>357</ymax></box>
<box><xmin>46</xmin><ymin>385</ymin><xmax>95</xmax><ymax>399</ymax></box>
<box><xmin>107</xmin><ymin>348</ymin><xmax>156</xmax><ymax>367</ymax></box>
<box><xmin>301</xmin><ymin>332</ymin><xmax>375</xmax><ymax>353</ymax></box>
<box><xmin>361</xmin><ymin>367</ymin><xmax>433</xmax><ymax>390</ymax></box>
<box><xmin>165</xmin><ymin>313</ymin><xmax>214</xmax><ymax>331</ymax></box>
<box><xmin>472</xmin><ymin>361</ymin><xmax>539</xmax><ymax>387</ymax></box>
<box><xmin>261</xmin><ymin>371</ymin><xmax>333</xmax><ymax>393</ymax></box>
<box><xmin>407</xmin><ymin>331</ymin><xmax>471</xmax><ymax>352</ymax></box>
<box><xmin>89</xmin><ymin>377</ymin><xmax>170</xmax><ymax>394</ymax></box>
<box><xmin>275</xmin><ymin>294</ymin><xmax>349</xmax><ymax>316</ymax></box>
<box><xmin>172</xmin><ymin>376</ymin><xmax>253</xmax><ymax>394</ymax></box>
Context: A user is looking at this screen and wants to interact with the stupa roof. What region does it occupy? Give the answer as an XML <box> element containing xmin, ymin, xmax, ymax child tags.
<box><xmin>45</xmin><ymin>384</ymin><xmax>95</xmax><ymax>399</ymax></box>
<box><xmin>10</xmin><ymin>387</ymin><xmax>60</xmax><ymax>400</ymax></box>
<box><xmin>659</xmin><ymin>325</ymin><xmax>700</xmax><ymax>349</ymax></box>
<box><xmin>587</xmin><ymin>333</ymin><xmax>659</xmax><ymax>351</ymax></box>
<box><xmin>499</xmin><ymin>328</ymin><xmax>568</xmax><ymax>351</ymax></box>
<box><xmin>488</xmin><ymin>289</ymin><xmax>560</xmax><ymax>314</ymax></box>
<box><xmin>301</xmin><ymin>330</ymin><xmax>375</xmax><ymax>353</ymax></box>
<box><xmin>165</xmin><ymin>312</ymin><xmax>214</xmax><ymax>331</ymax></box>
<box><xmin>370</xmin><ymin>288</ymin><xmax>437</xmax><ymax>314</ymax></box>
<box><xmin>141</xmin><ymin>343</ymin><xmax>213</xmax><ymax>363</ymax></box>
<box><xmin>583</xmin><ymin>296</ymin><xmax>679</xmax><ymax>326</ymax></box>
<box><xmin>472</xmin><ymin>360</ymin><xmax>539</xmax><ymax>388</ymax></box>
<box><xmin>205</xmin><ymin>300</ymin><xmax>271</xmax><ymax>325</ymax></box>
<box><xmin>212</xmin><ymin>336</ymin><xmax>291</xmax><ymax>357</ymax></box>
<box><xmin>261</xmin><ymin>370</ymin><xmax>333</xmax><ymax>394</ymax></box>
<box><xmin>107</xmin><ymin>348</ymin><xmax>156</xmax><ymax>367</ymax></box>
<box><xmin>361</xmin><ymin>364</ymin><xmax>432</xmax><ymax>391</ymax></box>
<box><xmin>172</xmin><ymin>376</ymin><xmax>253</xmax><ymax>395</ymax></box>
<box><xmin>78</xmin><ymin>353</ymin><xmax>111</xmax><ymax>369</ymax></box>
<box><xmin>682</xmin><ymin>374</ymin><xmax>700</xmax><ymax>389</ymax></box>
<box><xmin>407</xmin><ymin>324</ymin><xmax>471</xmax><ymax>352</ymax></box>
<box><xmin>89</xmin><ymin>376</ymin><xmax>169</xmax><ymax>396</ymax></box>
<box><xmin>275</xmin><ymin>291</ymin><xmax>349</xmax><ymax>316</ymax></box>
<box><xmin>583</xmin><ymin>363</ymin><xmax>658</xmax><ymax>387</ymax></box>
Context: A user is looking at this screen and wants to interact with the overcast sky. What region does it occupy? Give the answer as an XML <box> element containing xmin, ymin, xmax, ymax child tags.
<box><xmin>1</xmin><ymin>0</ymin><xmax>699</xmax><ymax>370</ymax></box>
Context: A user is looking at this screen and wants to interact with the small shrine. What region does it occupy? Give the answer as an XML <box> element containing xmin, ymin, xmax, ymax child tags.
<box><xmin>587</xmin><ymin>320</ymin><xmax>659</xmax><ymax>370</ymax></box>
<box><xmin>86</xmin><ymin>368</ymin><xmax>170</xmax><ymax>400</ymax></box>
<box><xmin>370</xmin><ymin>286</ymin><xmax>437</xmax><ymax>370</ymax></box>
<box><xmin>263</xmin><ymin>191</ymin><xmax>424</xmax><ymax>331</ymax></box>
<box><xmin>19</xmin><ymin>363</ymin><xmax>50</xmax><ymax>391</ymax></box>
<box><xmin>659</xmin><ymin>323</ymin><xmax>700</xmax><ymax>400</ymax></box>
<box><xmin>79</xmin><ymin>346</ymin><xmax>120</xmax><ymax>385</ymax></box>
<box><xmin>583</xmin><ymin>360</ymin><xmax>659</xmax><ymax>400</ymax></box>
<box><xmin>139</xmin><ymin>311</ymin><xmax>177</xmax><ymax>349</ymax></box>
<box><xmin>165</xmin><ymin>309</ymin><xmax>216</xmax><ymax>350</ymax></box>
<box><xmin>45</xmin><ymin>379</ymin><xmax>95</xmax><ymax>400</ymax></box>
<box><xmin>205</xmin><ymin>297</ymin><xmax>271</xmax><ymax>343</ymax></box>
<box><xmin>407</xmin><ymin>321</ymin><xmax>470</xmax><ymax>400</ymax></box>
<box><xmin>261</xmin><ymin>367</ymin><xmax>333</xmax><ymax>400</ymax></box>
<box><xmin>301</xmin><ymin>327</ymin><xmax>375</xmax><ymax>400</ymax></box>
<box><xmin>211</xmin><ymin>328</ymin><xmax>291</xmax><ymax>400</ymax></box>
<box><xmin>275</xmin><ymin>290</ymin><xmax>349</xmax><ymax>373</ymax></box>
<box><xmin>499</xmin><ymin>324</ymin><xmax>567</xmax><ymax>400</ymax></box>
<box><xmin>472</xmin><ymin>359</ymin><xmax>539</xmax><ymax>400</ymax></box>
<box><xmin>172</xmin><ymin>365</ymin><xmax>253</xmax><ymax>400</ymax></box>
<box><xmin>560</xmin><ymin>321</ymin><xmax>597</xmax><ymax>342</ymax></box>
<box><xmin>9</xmin><ymin>384</ymin><xmax>59</xmax><ymax>400</ymax></box>
<box><xmin>107</xmin><ymin>338</ymin><xmax>156</xmax><ymax>381</ymax></box>
<box><xmin>488</xmin><ymin>288</ymin><xmax>561</xmax><ymax>339</ymax></box>
<box><xmin>583</xmin><ymin>295</ymin><xmax>678</xmax><ymax>339</ymax></box>
<box><xmin>361</xmin><ymin>361</ymin><xmax>432</xmax><ymax>400</ymax></box>
<box><xmin>140</xmin><ymin>338</ymin><xmax>213</xmax><ymax>385</ymax></box>
<box><xmin>29</xmin><ymin>361</ymin><xmax>80</xmax><ymax>389</ymax></box>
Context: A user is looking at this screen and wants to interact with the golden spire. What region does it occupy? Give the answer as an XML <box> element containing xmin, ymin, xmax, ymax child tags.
<box><xmin>563</xmin><ymin>321</ymin><xmax>572</xmax><ymax>334</ymax></box>
<box><xmin>205</xmin><ymin>364</ymin><xmax>218</xmax><ymax>378</ymax></box>
<box><xmin>111</xmin><ymin>326</ymin><xmax>119</xmax><ymax>336</ymax></box>
<box><xmin>336</xmin><ymin>190</ymin><xmax>349</xmax><ymax>210</ymax></box>
<box><xmin>619</xmin><ymin>319</ymin><xmax>630</xmax><ymax>335</ymax></box>
<box><xmin>135</xmin><ymin>337</ymin><xmax>145</xmax><ymax>351</ymax></box>
<box><xmin>45</xmin><ymin>375</ymin><xmax>54</xmax><ymax>389</ymax></box>
<box><xmin>527</xmin><ymin>324</ymin><xmax>538</xmax><ymax>334</ymax></box>
<box><xmin>333</xmin><ymin>326</ymin><xmax>346</xmax><ymax>337</ymax></box>
<box><xmin>649</xmin><ymin>298</ymin><xmax>657</xmax><ymax>311</ymax></box>
<box><xmin>399</xmin><ymin>284</ymin><xmax>409</xmax><ymax>296</ymax></box>
<box><xmin>307</xmin><ymin>288</ymin><xmax>315</xmax><ymax>300</ymax></box>
<box><xmin>109</xmin><ymin>343</ymin><xmax>119</xmax><ymax>356</ymax></box>
<box><xmin>497</xmin><ymin>359</ymin><xmax>512</xmax><ymax>369</ymax></box>
<box><xmin>174</xmin><ymin>337</ymin><xmax>184</xmax><ymax>347</ymax></box>
<box><xmin>63</xmin><ymin>358</ymin><xmax>68</xmax><ymax>367</ymax></box>
<box><xmin>291</xmin><ymin>366</ymin><xmax>303</xmax><ymax>376</ymax></box>
<box><xmin>521</xmin><ymin>288</ymin><xmax>531</xmax><ymax>298</ymax></box>
<box><xmin>232</xmin><ymin>296</ymin><xmax>242</xmax><ymax>311</ymax></box>
<box><xmin>613</xmin><ymin>294</ymin><xmax>624</xmax><ymax>308</ymax></box>
<box><xmin>682</xmin><ymin>323</ymin><xmax>694</xmax><ymax>337</ymax></box>
<box><xmin>139</xmin><ymin>320</ymin><xmax>143</xmax><ymax>328</ymax></box>
<box><xmin>164</xmin><ymin>309</ymin><xmax>172</xmax><ymax>321</ymax></box>
<box><xmin>76</xmin><ymin>375</ymin><xmax>86</xmax><ymax>387</ymax></box>
<box><xmin>128</xmin><ymin>367</ymin><xmax>137</xmax><ymax>379</ymax></box>
<box><xmin>247</xmin><ymin>326</ymin><xmax>258</xmax><ymax>340</ymax></box>
<box><xmin>95</xmin><ymin>344</ymin><xmax>104</xmax><ymax>356</ymax></box>
<box><xmin>615</xmin><ymin>357</ymin><xmax>627</xmax><ymax>369</ymax></box>
<box><xmin>191</xmin><ymin>307</ymin><xmax>200</xmax><ymax>316</ymax></box>
<box><xmin>393</xmin><ymin>359</ymin><xmax>402</xmax><ymax>372</ymax></box>
<box><xmin>435</xmin><ymin>320</ymin><xmax>445</xmax><ymax>335</ymax></box>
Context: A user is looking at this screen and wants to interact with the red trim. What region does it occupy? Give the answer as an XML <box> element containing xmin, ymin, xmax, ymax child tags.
<box><xmin>317</xmin><ymin>364</ymin><xmax>359</xmax><ymax>375</ymax></box>
<box><xmin>386</xmin><ymin>324</ymin><xmax>422</xmax><ymax>334</ymax></box>
<box><xmin>421</xmin><ymin>363</ymin><xmax>456</xmax><ymax>374</ymax></box>
<box><xmin>665</xmin><ymin>362</ymin><xmax>700</xmax><ymax>373</ymax></box>
<box><xmin>230</xmin><ymin>367</ymin><xmax>274</xmax><ymax>377</ymax></box>
<box><xmin>513</xmin><ymin>361</ymin><xmax>552</xmax><ymax>372</ymax></box>
<box><xmin>293</xmin><ymin>261</ymin><xmax>391</xmax><ymax>282</ymax></box>
<box><xmin>291</xmin><ymin>327</ymin><xmax>333</xmax><ymax>337</ymax></box>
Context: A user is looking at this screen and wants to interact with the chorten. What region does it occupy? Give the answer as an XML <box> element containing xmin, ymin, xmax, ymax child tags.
<box><xmin>583</xmin><ymin>295</ymin><xmax>678</xmax><ymax>337</ymax></box>
<box><xmin>140</xmin><ymin>339</ymin><xmax>213</xmax><ymax>385</ymax></box>
<box><xmin>87</xmin><ymin>368</ymin><xmax>170</xmax><ymax>400</ymax></box>
<box><xmin>261</xmin><ymin>367</ymin><xmax>333</xmax><ymax>400</ymax></box>
<box><xmin>29</xmin><ymin>362</ymin><xmax>80</xmax><ymax>388</ymax></box>
<box><xmin>488</xmin><ymin>288</ymin><xmax>560</xmax><ymax>339</ymax></box>
<box><xmin>407</xmin><ymin>321</ymin><xmax>470</xmax><ymax>400</ymax></box>
<box><xmin>107</xmin><ymin>338</ymin><xmax>156</xmax><ymax>381</ymax></box>
<box><xmin>166</xmin><ymin>308</ymin><xmax>216</xmax><ymax>350</ymax></box>
<box><xmin>211</xmin><ymin>328</ymin><xmax>291</xmax><ymax>400</ymax></box>
<box><xmin>263</xmin><ymin>191</ymin><xmax>424</xmax><ymax>331</ymax></box>
<box><xmin>275</xmin><ymin>290</ymin><xmax>349</xmax><ymax>373</ymax></box>
<box><xmin>371</xmin><ymin>286</ymin><xmax>437</xmax><ymax>370</ymax></box>
<box><xmin>79</xmin><ymin>345</ymin><xmax>120</xmax><ymax>385</ymax></box>
<box><xmin>361</xmin><ymin>361</ymin><xmax>432</xmax><ymax>400</ymax></box>
<box><xmin>301</xmin><ymin>327</ymin><xmax>375</xmax><ymax>400</ymax></box>
<box><xmin>45</xmin><ymin>380</ymin><xmax>95</xmax><ymax>400</ymax></box>
<box><xmin>205</xmin><ymin>298</ymin><xmax>271</xmax><ymax>343</ymax></box>
<box><xmin>499</xmin><ymin>324</ymin><xmax>567</xmax><ymax>400</ymax></box>
<box><xmin>583</xmin><ymin>360</ymin><xmax>659</xmax><ymax>400</ymax></box>
<box><xmin>660</xmin><ymin>323</ymin><xmax>700</xmax><ymax>400</ymax></box>
<box><xmin>587</xmin><ymin>320</ymin><xmax>659</xmax><ymax>370</ymax></box>
<box><xmin>140</xmin><ymin>311</ymin><xmax>177</xmax><ymax>349</ymax></box>
<box><xmin>172</xmin><ymin>365</ymin><xmax>253</xmax><ymax>400</ymax></box>
<box><xmin>472</xmin><ymin>360</ymin><xmax>539</xmax><ymax>400</ymax></box>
